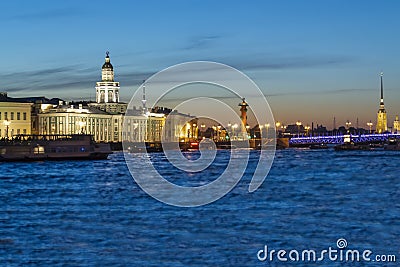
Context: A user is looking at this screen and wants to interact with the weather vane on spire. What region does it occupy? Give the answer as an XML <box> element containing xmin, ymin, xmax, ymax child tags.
<box><xmin>106</xmin><ymin>51</ymin><xmax>109</xmax><ymax>57</ymax></box>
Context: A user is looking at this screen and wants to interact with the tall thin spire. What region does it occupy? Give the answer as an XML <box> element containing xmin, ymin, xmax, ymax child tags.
<box><xmin>376</xmin><ymin>72</ymin><xmax>387</xmax><ymax>133</ymax></box>
<box><xmin>380</xmin><ymin>72</ymin><xmax>384</xmax><ymax>105</ymax></box>
<box><xmin>333</xmin><ymin>116</ymin><xmax>336</xmax><ymax>130</ymax></box>
<box><xmin>142</xmin><ymin>80</ymin><xmax>147</xmax><ymax>114</ymax></box>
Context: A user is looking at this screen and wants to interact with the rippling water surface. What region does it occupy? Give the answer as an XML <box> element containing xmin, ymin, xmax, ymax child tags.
<box><xmin>1</xmin><ymin>149</ymin><xmax>399</xmax><ymax>266</ymax></box>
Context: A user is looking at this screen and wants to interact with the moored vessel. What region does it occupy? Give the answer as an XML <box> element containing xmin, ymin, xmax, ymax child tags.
<box><xmin>384</xmin><ymin>138</ymin><xmax>400</xmax><ymax>150</ymax></box>
<box><xmin>0</xmin><ymin>134</ymin><xmax>112</xmax><ymax>161</ymax></box>
<box><xmin>334</xmin><ymin>134</ymin><xmax>371</xmax><ymax>151</ymax></box>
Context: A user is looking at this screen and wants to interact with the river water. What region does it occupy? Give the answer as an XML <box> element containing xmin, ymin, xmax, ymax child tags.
<box><xmin>0</xmin><ymin>149</ymin><xmax>399</xmax><ymax>266</ymax></box>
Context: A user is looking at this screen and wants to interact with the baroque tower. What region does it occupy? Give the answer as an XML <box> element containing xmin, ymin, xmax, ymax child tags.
<box><xmin>95</xmin><ymin>51</ymin><xmax>120</xmax><ymax>103</ymax></box>
<box><xmin>376</xmin><ymin>72</ymin><xmax>387</xmax><ymax>133</ymax></box>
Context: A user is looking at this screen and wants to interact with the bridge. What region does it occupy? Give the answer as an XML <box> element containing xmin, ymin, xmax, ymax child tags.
<box><xmin>289</xmin><ymin>133</ymin><xmax>400</xmax><ymax>145</ymax></box>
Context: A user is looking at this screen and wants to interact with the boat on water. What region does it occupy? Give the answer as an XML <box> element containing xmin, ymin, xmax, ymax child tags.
<box><xmin>334</xmin><ymin>142</ymin><xmax>371</xmax><ymax>151</ymax></box>
<box><xmin>309</xmin><ymin>143</ymin><xmax>329</xmax><ymax>149</ymax></box>
<box><xmin>334</xmin><ymin>134</ymin><xmax>371</xmax><ymax>151</ymax></box>
<box><xmin>385</xmin><ymin>138</ymin><xmax>400</xmax><ymax>150</ymax></box>
<box><xmin>0</xmin><ymin>134</ymin><xmax>112</xmax><ymax>161</ymax></box>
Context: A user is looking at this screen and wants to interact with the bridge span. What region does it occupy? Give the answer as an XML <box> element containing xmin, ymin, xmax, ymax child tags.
<box><xmin>289</xmin><ymin>133</ymin><xmax>400</xmax><ymax>145</ymax></box>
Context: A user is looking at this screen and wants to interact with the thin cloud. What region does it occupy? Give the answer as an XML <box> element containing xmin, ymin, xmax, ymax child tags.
<box><xmin>0</xmin><ymin>64</ymin><xmax>155</xmax><ymax>97</ymax></box>
<box><xmin>183</xmin><ymin>35</ymin><xmax>221</xmax><ymax>50</ymax></box>
<box><xmin>0</xmin><ymin>66</ymin><xmax>81</xmax><ymax>79</ymax></box>
<box><xmin>265</xmin><ymin>88</ymin><xmax>375</xmax><ymax>97</ymax></box>
<box><xmin>0</xmin><ymin>51</ymin><xmax>358</xmax><ymax>100</ymax></box>
<box><xmin>223</xmin><ymin>55</ymin><xmax>354</xmax><ymax>71</ymax></box>
<box><xmin>8</xmin><ymin>7</ymin><xmax>83</xmax><ymax>21</ymax></box>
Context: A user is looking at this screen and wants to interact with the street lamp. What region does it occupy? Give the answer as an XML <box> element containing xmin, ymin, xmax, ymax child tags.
<box><xmin>275</xmin><ymin>122</ymin><xmax>281</xmax><ymax>137</ymax></box>
<box><xmin>367</xmin><ymin>121</ymin><xmax>373</xmax><ymax>134</ymax></box>
<box><xmin>296</xmin><ymin>121</ymin><xmax>302</xmax><ymax>137</ymax></box>
<box><xmin>346</xmin><ymin>120</ymin><xmax>351</xmax><ymax>133</ymax></box>
<box><xmin>3</xmin><ymin>120</ymin><xmax>11</xmax><ymax>139</ymax></box>
<box><xmin>199</xmin><ymin>124</ymin><xmax>205</xmax><ymax>139</ymax></box>
<box><xmin>304</xmin><ymin>125</ymin><xmax>311</xmax><ymax>136</ymax></box>
<box><xmin>212</xmin><ymin>125</ymin><xmax>217</xmax><ymax>141</ymax></box>
<box><xmin>217</xmin><ymin>125</ymin><xmax>221</xmax><ymax>141</ymax></box>
<box><xmin>259</xmin><ymin>125</ymin><xmax>263</xmax><ymax>140</ymax></box>
<box><xmin>232</xmin><ymin>123</ymin><xmax>238</xmax><ymax>140</ymax></box>
<box><xmin>265</xmin><ymin>123</ymin><xmax>270</xmax><ymax>137</ymax></box>
<box><xmin>192</xmin><ymin>123</ymin><xmax>197</xmax><ymax>139</ymax></box>
<box><xmin>245</xmin><ymin>125</ymin><xmax>250</xmax><ymax>139</ymax></box>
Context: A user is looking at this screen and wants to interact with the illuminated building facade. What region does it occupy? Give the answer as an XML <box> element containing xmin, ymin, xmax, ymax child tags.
<box><xmin>2</xmin><ymin>52</ymin><xmax>201</xmax><ymax>143</ymax></box>
<box><xmin>36</xmin><ymin>52</ymin><xmax>186</xmax><ymax>143</ymax></box>
<box><xmin>376</xmin><ymin>73</ymin><xmax>388</xmax><ymax>133</ymax></box>
<box><xmin>90</xmin><ymin>52</ymin><xmax>127</xmax><ymax>114</ymax></box>
<box><xmin>122</xmin><ymin>107</ymin><xmax>198</xmax><ymax>143</ymax></box>
<box><xmin>37</xmin><ymin>103</ymin><xmax>123</xmax><ymax>142</ymax></box>
<box><xmin>0</xmin><ymin>93</ymin><xmax>32</xmax><ymax>138</ymax></box>
<box><xmin>37</xmin><ymin>103</ymin><xmax>170</xmax><ymax>143</ymax></box>
<box><xmin>95</xmin><ymin>51</ymin><xmax>120</xmax><ymax>103</ymax></box>
<box><xmin>393</xmin><ymin>115</ymin><xmax>400</xmax><ymax>133</ymax></box>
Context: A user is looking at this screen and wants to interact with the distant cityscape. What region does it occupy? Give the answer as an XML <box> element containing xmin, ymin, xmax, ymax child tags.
<box><xmin>1</xmin><ymin>52</ymin><xmax>399</xmax><ymax>144</ymax></box>
<box><xmin>0</xmin><ymin>52</ymin><xmax>198</xmax><ymax>144</ymax></box>
<box><xmin>276</xmin><ymin>73</ymin><xmax>400</xmax><ymax>138</ymax></box>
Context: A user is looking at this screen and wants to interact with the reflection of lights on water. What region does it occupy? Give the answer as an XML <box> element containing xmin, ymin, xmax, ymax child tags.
<box><xmin>123</xmin><ymin>61</ymin><xmax>276</xmax><ymax>207</ymax></box>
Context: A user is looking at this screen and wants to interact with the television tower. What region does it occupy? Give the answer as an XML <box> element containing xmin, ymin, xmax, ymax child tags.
<box><xmin>142</xmin><ymin>80</ymin><xmax>147</xmax><ymax>115</ymax></box>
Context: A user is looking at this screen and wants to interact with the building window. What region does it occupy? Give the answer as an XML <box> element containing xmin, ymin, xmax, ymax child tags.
<box><xmin>11</xmin><ymin>112</ymin><xmax>14</xmax><ymax>120</ymax></box>
<box><xmin>23</xmin><ymin>112</ymin><xmax>27</xmax><ymax>120</ymax></box>
<box><xmin>5</xmin><ymin>112</ymin><xmax>8</xmax><ymax>120</ymax></box>
<box><xmin>17</xmin><ymin>112</ymin><xmax>20</xmax><ymax>120</ymax></box>
<box><xmin>17</xmin><ymin>129</ymin><xmax>20</xmax><ymax>134</ymax></box>
<box><xmin>23</xmin><ymin>129</ymin><xmax>27</xmax><ymax>134</ymax></box>
<box><xmin>0</xmin><ymin>112</ymin><xmax>1</xmax><ymax>120</ymax></box>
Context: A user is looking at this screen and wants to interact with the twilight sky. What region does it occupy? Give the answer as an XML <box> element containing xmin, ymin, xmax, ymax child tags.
<box><xmin>1</xmin><ymin>0</ymin><xmax>400</xmax><ymax>128</ymax></box>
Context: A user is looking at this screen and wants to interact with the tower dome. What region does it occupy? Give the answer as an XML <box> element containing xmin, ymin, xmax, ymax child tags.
<box><xmin>101</xmin><ymin>51</ymin><xmax>114</xmax><ymax>81</ymax></box>
<box><xmin>102</xmin><ymin>51</ymin><xmax>113</xmax><ymax>70</ymax></box>
<box><xmin>96</xmin><ymin>51</ymin><xmax>120</xmax><ymax>104</ymax></box>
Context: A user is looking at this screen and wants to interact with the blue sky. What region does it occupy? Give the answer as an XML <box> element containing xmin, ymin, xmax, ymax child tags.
<box><xmin>1</xmin><ymin>0</ymin><xmax>400</xmax><ymax>128</ymax></box>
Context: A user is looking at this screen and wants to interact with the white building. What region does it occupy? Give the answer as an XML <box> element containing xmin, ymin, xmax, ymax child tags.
<box><xmin>95</xmin><ymin>51</ymin><xmax>120</xmax><ymax>104</ymax></box>
<box><xmin>37</xmin><ymin>52</ymin><xmax>168</xmax><ymax>143</ymax></box>
<box><xmin>35</xmin><ymin>52</ymin><xmax>199</xmax><ymax>144</ymax></box>
<box><xmin>89</xmin><ymin>52</ymin><xmax>127</xmax><ymax>114</ymax></box>
<box><xmin>37</xmin><ymin>103</ymin><xmax>123</xmax><ymax>142</ymax></box>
